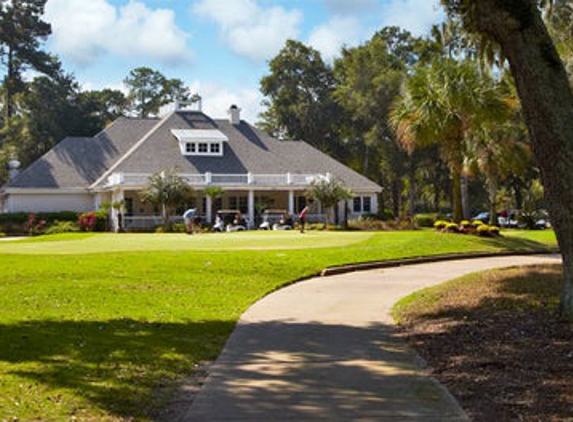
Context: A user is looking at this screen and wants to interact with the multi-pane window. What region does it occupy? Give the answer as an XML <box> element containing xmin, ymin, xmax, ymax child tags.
<box><xmin>363</xmin><ymin>196</ymin><xmax>371</xmax><ymax>212</ymax></box>
<box><xmin>353</xmin><ymin>197</ymin><xmax>361</xmax><ymax>213</ymax></box>
<box><xmin>353</xmin><ymin>196</ymin><xmax>372</xmax><ymax>213</ymax></box>
<box><xmin>183</xmin><ymin>141</ymin><xmax>222</xmax><ymax>156</ymax></box>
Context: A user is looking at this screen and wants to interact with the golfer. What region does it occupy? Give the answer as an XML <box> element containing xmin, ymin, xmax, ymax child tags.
<box><xmin>183</xmin><ymin>208</ymin><xmax>197</xmax><ymax>234</ymax></box>
<box><xmin>299</xmin><ymin>205</ymin><xmax>309</xmax><ymax>233</ymax></box>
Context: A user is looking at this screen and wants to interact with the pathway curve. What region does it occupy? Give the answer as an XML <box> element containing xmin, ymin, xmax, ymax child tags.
<box><xmin>183</xmin><ymin>254</ymin><xmax>561</xmax><ymax>421</ymax></box>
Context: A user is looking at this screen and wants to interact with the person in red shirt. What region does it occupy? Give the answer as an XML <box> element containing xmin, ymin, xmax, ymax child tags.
<box><xmin>298</xmin><ymin>205</ymin><xmax>309</xmax><ymax>233</ymax></box>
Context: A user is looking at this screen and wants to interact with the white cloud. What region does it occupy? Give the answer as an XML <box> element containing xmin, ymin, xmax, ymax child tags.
<box><xmin>189</xmin><ymin>80</ymin><xmax>262</xmax><ymax>123</ymax></box>
<box><xmin>192</xmin><ymin>0</ymin><xmax>302</xmax><ymax>62</ymax></box>
<box><xmin>381</xmin><ymin>0</ymin><xmax>443</xmax><ymax>36</ymax></box>
<box><xmin>45</xmin><ymin>0</ymin><xmax>191</xmax><ymax>66</ymax></box>
<box><xmin>308</xmin><ymin>16</ymin><xmax>364</xmax><ymax>62</ymax></box>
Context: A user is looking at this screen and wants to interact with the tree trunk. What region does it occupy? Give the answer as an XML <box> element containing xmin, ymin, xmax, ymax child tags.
<box><xmin>461</xmin><ymin>173</ymin><xmax>470</xmax><ymax>220</ymax></box>
<box><xmin>512</xmin><ymin>176</ymin><xmax>524</xmax><ymax>210</ymax></box>
<box><xmin>391</xmin><ymin>178</ymin><xmax>402</xmax><ymax>218</ymax></box>
<box><xmin>473</xmin><ymin>0</ymin><xmax>573</xmax><ymax>320</ymax></box>
<box><xmin>408</xmin><ymin>163</ymin><xmax>416</xmax><ymax>217</ymax></box>
<box><xmin>487</xmin><ymin>177</ymin><xmax>498</xmax><ymax>225</ymax></box>
<box><xmin>5</xmin><ymin>48</ymin><xmax>15</xmax><ymax>122</ymax></box>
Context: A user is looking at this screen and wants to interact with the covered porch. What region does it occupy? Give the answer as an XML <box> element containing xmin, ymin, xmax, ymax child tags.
<box><xmin>94</xmin><ymin>171</ymin><xmax>379</xmax><ymax>231</ymax></box>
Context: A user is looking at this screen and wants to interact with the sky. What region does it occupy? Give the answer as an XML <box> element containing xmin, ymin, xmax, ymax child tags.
<box><xmin>42</xmin><ymin>0</ymin><xmax>443</xmax><ymax>123</ymax></box>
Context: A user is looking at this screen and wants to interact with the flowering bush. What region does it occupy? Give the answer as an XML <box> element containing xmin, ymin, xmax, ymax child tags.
<box><xmin>78</xmin><ymin>212</ymin><xmax>97</xmax><ymax>231</ymax></box>
<box><xmin>25</xmin><ymin>213</ymin><xmax>47</xmax><ymax>236</ymax></box>
<box><xmin>434</xmin><ymin>220</ymin><xmax>448</xmax><ymax>230</ymax></box>
<box><xmin>434</xmin><ymin>218</ymin><xmax>501</xmax><ymax>237</ymax></box>
<box><xmin>476</xmin><ymin>224</ymin><xmax>501</xmax><ymax>237</ymax></box>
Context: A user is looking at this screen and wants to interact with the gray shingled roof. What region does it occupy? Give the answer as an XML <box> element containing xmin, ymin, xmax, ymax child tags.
<box><xmin>7</xmin><ymin>118</ymin><xmax>158</xmax><ymax>188</ymax></box>
<box><xmin>6</xmin><ymin>111</ymin><xmax>382</xmax><ymax>192</ymax></box>
<box><xmin>100</xmin><ymin>111</ymin><xmax>381</xmax><ymax>191</ymax></box>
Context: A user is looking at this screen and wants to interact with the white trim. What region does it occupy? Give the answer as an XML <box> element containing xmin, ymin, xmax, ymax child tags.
<box><xmin>171</xmin><ymin>129</ymin><xmax>228</xmax><ymax>142</ymax></box>
<box><xmin>3</xmin><ymin>188</ymin><xmax>90</xmax><ymax>194</ymax></box>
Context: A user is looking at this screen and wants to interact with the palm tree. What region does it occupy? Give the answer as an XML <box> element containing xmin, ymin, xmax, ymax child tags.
<box><xmin>306</xmin><ymin>176</ymin><xmax>353</xmax><ymax>226</ymax></box>
<box><xmin>467</xmin><ymin>76</ymin><xmax>532</xmax><ymax>225</ymax></box>
<box><xmin>140</xmin><ymin>169</ymin><xmax>194</xmax><ymax>230</ymax></box>
<box><xmin>390</xmin><ymin>57</ymin><xmax>508</xmax><ymax>222</ymax></box>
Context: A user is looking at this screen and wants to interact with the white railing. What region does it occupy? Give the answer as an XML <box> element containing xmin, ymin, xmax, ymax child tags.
<box><xmin>104</xmin><ymin>171</ymin><xmax>325</xmax><ymax>188</ymax></box>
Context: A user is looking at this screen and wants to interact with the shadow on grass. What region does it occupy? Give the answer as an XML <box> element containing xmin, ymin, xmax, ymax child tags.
<box><xmin>1</xmin><ymin>318</ymin><xmax>466</xmax><ymax>421</ymax></box>
<box><xmin>0</xmin><ymin>319</ymin><xmax>235</xmax><ymax>420</ymax></box>
<box><xmin>482</xmin><ymin>234</ymin><xmax>557</xmax><ymax>252</ymax></box>
<box><xmin>400</xmin><ymin>264</ymin><xmax>572</xmax><ymax>421</ymax></box>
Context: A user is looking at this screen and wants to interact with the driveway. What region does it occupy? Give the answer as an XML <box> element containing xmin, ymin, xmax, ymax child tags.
<box><xmin>183</xmin><ymin>254</ymin><xmax>561</xmax><ymax>421</ymax></box>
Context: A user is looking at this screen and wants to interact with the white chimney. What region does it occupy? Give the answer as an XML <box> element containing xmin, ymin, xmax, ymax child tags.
<box><xmin>228</xmin><ymin>104</ymin><xmax>241</xmax><ymax>125</ymax></box>
<box><xmin>8</xmin><ymin>159</ymin><xmax>20</xmax><ymax>181</ymax></box>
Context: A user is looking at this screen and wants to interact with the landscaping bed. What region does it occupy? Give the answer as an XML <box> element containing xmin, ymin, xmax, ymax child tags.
<box><xmin>394</xmin><ymin>264</ymin><xmax>573</xmax><ymax>421</ymax></box>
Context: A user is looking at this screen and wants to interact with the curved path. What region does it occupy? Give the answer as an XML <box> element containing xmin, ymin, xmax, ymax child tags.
<box><xmin>184</xmin><ymin>254</ymin><xmax>561</xmax><ymax>421</ymax></box>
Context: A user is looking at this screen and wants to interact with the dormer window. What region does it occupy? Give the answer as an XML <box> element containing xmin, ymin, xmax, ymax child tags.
<box><xmin>172</xmin><ymin>129</ymin><xmax>228</xmax><ymax>157</ymax></box>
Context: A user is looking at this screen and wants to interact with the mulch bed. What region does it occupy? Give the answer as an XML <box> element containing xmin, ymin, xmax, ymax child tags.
<box><xmin>396</xmin><ymin>265</ymin><xmax>573</xmax><ymax>421</ymax></box>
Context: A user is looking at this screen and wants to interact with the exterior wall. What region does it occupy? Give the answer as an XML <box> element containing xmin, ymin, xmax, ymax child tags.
<box><xmin>6</xmin><ymin>192</ymin><xmax>95</xmax><ymax>213</ymax></box>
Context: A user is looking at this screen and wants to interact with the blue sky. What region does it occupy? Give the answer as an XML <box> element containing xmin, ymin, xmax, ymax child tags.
<box><xmin>43</xmin><ymin>0</ymin><xmax>443</xmax><ymax>122</ymax></box>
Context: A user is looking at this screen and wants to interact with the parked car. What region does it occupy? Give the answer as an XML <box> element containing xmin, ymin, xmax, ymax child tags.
<box><xmin>472</xmin><ymin>210</ymin><xmax>518</xmax><ymax>228</ymax></box>
<box><xmin>472</xmin><ymin>212</ymin><xmax>490</xmax><ymax>223</ymax></box>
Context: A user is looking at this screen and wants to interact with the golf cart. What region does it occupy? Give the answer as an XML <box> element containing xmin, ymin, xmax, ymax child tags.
<box><xmin>213</xmin><ymin>209</ymin><xmax>247</xmax><ymax>232</ymax></box>
<box><xmin>259</xmin><ymin>209</ymin><xmax>293</xmax><ymax>230</ymax></box>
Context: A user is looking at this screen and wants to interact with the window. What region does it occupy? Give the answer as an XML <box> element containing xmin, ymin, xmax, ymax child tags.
<box><xmin>239</xmin><ymin>197</ymin><xmax>248</xmax><ymax>213</ymax></box>
<box><xmin>353</xmin><ymin>196</ymin><xmax>372</xmax><ymax>214</ymax></box>
<box><xmin>353</xmin><ymin>197</ymin><xmax>361</xmax><ymax>213</ymax></box>
<box><xmin>363</xmin><ymin>196</ymin><xmax>371</xmax><ymax>213</ymax></box>
<box><xmin>172</xmin><ymin>129</ymin><xmax>227</xmax><ymax>157</ymax></box>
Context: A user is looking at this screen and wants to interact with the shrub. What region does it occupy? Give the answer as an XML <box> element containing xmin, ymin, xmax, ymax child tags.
<box><xmin>78</xmin><ymin>212</ymin><xmax>97</xmax><ymax>231</ymax></box>
<box><xmin>476</xmin><ymin>224</ymin><xmax>501</xmax><ymax>237</ymax></box>
<box><xmin>445</xmin><ymin>222</ymin><xmax>460</xmax><ymax>233</ymax></box>
<box><xmin>433</xmin><ymin>220</ymin><xmax>448</xmax><ymax>230</ymax></box>
<box><xmin>0</xmin><ymin>211</ymin><xmax>79</xmax><ymax>235</ymax></box>
<box><xmin>415</xmin><ymin>213</ymin><xmax>438</xmax><ymax>228</ymax></box>
<box><xmin>25</xmin><ymin>213</ymin><xmax>47</xmax><ymax>236</ymax></box>
<box><xmin>43</xmin><ymin>221</ymin><xmax>80</xmax><ymax>235</ymax></box>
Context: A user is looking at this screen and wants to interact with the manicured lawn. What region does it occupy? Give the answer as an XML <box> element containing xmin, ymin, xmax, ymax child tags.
<box><xmin>0</xmin><ymin>229</ymin><xmax>557</xmax><ymax>420</ymax></box>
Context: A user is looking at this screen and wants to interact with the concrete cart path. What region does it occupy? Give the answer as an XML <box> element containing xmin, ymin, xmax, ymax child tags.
<box><xmin>184</xmin><ymin>254</ymin><xmax>562</xmax><ymax>421</ymax></box>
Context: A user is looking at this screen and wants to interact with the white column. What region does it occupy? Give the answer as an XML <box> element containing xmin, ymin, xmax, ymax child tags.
<box><xmin>206</xmin><ymin>195</ymin><xmax>213</xmax><ymax>224</ymax></box>
<box><xmin>248</xmin><ymin>190</ymin><xmax>255</xmax><ymax>229</ymax></box>
<box><xmin>288</xmin><ymin>191</ymin><xmax>295</xmax><ymax>214</ymax></box>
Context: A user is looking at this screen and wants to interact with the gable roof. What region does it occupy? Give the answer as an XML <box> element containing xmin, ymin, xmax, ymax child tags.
<box><xmin>5</xmin><ymin>110</ymin><xmax>382</xmax><ymax>193</ymax></box>
<box><xmin>7</xmin><ymin>117</ymin><xmax>158</xmax><ymax>189</ymax></box>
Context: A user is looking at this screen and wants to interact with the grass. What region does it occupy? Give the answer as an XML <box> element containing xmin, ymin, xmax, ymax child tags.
<box><xmin>392</xmin><ymin>264</ymin><xmax>569</xmax><ymax>420</ymax></box>
<box><xmin>0</xmin><ymin>229</ymin><xmax>557</xmax><ymax>420</ymax></box>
